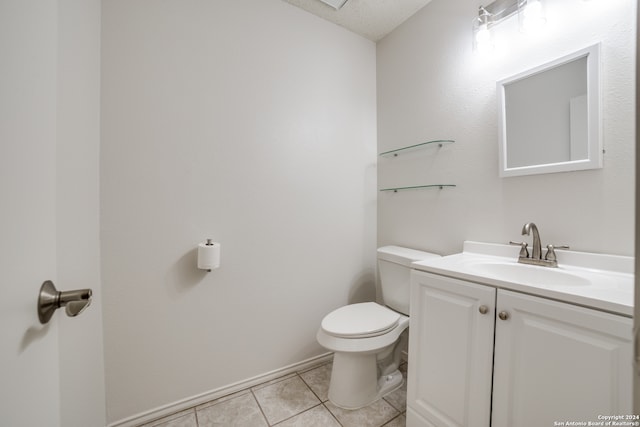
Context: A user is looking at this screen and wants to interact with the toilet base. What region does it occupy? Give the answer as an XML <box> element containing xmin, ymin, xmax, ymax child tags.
<box><xmin>317</xmin><ymin>309</ymin><xmax>409</xmax><ymax>410</ymax></box>
<box><xmin>327</xmin><ymin>351</ymin><xmax>404</xmax><ymax>410</ymax></box>
<box><xmin>377</xmin><ymin>369</ymin><xmax>404</xmax><ymax>398</ymax></box>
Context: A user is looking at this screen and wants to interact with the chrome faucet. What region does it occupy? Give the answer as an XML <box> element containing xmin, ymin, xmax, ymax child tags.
<box><xmin>522</xmin><ymin>222</ymin><xmax>542</xmax><ymax>260</ymax></box>
<box><xmin>510</xmin><ymin>222</ymin><xmax>569</xmax><ymax>268</ymax></box>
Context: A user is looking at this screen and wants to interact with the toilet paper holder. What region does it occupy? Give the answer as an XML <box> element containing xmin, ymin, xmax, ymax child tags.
<box><xmin>37</xmin><ymin>280</ymin><xmax>93</xmax><ymax>324</ymax></box>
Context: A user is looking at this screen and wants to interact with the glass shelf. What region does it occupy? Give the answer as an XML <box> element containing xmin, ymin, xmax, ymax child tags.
<box><xmin>379</xmin><ymin>140</ymin><xmax>455</xmax><ymax>157</ymax></box>
<box><xmin>379</xmin><ymin>184</ymin><xmax>457</xmax><ymax>193</ymax></box>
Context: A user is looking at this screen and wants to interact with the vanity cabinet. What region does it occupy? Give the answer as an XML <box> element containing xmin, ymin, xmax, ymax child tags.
<box><xmin>407</xmin><ymin>271</ymin><xmax>633</xmax><ymax>427</ymax></box>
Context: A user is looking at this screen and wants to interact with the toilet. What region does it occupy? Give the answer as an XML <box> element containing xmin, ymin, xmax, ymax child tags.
<box><xmin>316</xmin><ymin>246</ymin><xmax>440</xmax><ymax>410</ymax></box>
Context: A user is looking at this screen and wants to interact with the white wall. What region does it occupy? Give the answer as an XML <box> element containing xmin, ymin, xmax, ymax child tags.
<box><xmin>101</xmin><ymin>0</ymin><xmax>377</xmax><ymax>423</ymax></box>
<box><xmin>377</xmin><ymin>0</ymin><xmax>635</xmax><ymax>256</ymax></box>
<box><xmin>57</xmin><ymin>0</ymin><xmax>106</xmax><ymax>425</ymax></box>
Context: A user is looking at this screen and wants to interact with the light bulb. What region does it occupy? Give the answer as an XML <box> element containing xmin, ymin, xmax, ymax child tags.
<box><xmin>524</xmin><ymin>0</ymin><xmax>542</xmax><ymax>17</ymax></box>
<box><xmin>475</xmin><ymin>23</ymin><xmax>490</xmax><ymax>45</ymax></box>
<box><xmin>475</xmin><ymin>24</ymin><xmax>493</xmax><ymax>54</ymax></box>
<box><xmin>473</xmin><ymin>7</ymin><xmax>494</xmax><ymax>54</ymax></box>
<box><xmin>520</xmin><ymin>0</ymin><xmax>546</xmax><ymax>33</ymax></box>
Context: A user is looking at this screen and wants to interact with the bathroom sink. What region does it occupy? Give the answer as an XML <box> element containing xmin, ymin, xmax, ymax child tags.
<box><xmin>410</xmin><ymin>241</ymin><xmax>634</xmax><ymax>316</ymax></box>
<box><xmin>466</xmin><ymin>261</ymin><xmax>590</xmax><ymax>287</ymax></box>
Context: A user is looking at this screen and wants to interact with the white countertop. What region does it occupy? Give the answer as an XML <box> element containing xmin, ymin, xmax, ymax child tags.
<box><xmin>411</xmin><ymin>241</ymin><xmax>634</xmax><ymax>317</ymax></box>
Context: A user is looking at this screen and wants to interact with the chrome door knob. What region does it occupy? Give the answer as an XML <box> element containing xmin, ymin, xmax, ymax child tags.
<box><xmin>498</xmin><ymin>311</ymin><xmax>510</xmax><ymax>321</ymax></box>
<box><xmin>479</xmin><ymin>305</ymin><xmax>489</xmax><ymax>315</ymax></box>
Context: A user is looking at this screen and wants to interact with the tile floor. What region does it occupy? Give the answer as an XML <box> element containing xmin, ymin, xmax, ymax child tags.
<box><xmin>140</xmin><ymin>358</ymin><xmax>407</xmax><ymax>427</ymax></box>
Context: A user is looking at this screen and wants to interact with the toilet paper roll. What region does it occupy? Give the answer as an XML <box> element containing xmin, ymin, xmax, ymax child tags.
<box><xmin>197</xmin><ymin>242</ymin><xmax>221</xmax><ymax>270</ymax></box>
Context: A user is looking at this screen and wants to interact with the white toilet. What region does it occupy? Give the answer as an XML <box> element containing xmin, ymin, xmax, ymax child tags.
<box><xmin>316</xmin><ymin>246</ymin><xmax>440</xmax><ymax>410</ymax></box>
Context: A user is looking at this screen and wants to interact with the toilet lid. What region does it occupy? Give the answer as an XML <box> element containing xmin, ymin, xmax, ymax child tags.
<box><xmin>321</xmin><ymin>302</ymin><xmax>401</xmax><ymax>338</ymax></box>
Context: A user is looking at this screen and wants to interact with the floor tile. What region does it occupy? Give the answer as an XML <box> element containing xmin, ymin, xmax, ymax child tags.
<box><xmin>383</xmin><ymin>414</ymin><xmax>406</xmax><ymax>427</ymax></box>
<box><xmin>196</xmin><ymin>391</ymin><xmax>268</xmax><ymax>427</ymax></box>
<box><xmin>299</xmin><ymin>362</ymin><xmax>332</xmax><ymax>402</ymax></box>
<box><xmin>383</xmin><ymin>380</ymin><xmax>407</xmax><ymax>412</ymax></box>
<box><xmin>383</xmin><ymin>362</ymin><xmax>408</xmax><ymax>411</ymax></box>
<box><xmin>274</xmin><ymin>404</ymin><xmax>341</xmax><ymax>427</ymax></box>
<box><xmin>253</xmin><ymin>375</ymin><xmax>321</xmax><ymax>425</ymax></box>
<box><xmin>325</xmin><ymin>398</ymin><xmax>400</xmax><ymax>427</ymax></box>
<box><xmin>138</xmin><ymin>360</ymin><xmax>410</xmax><ymax>427</ymax></box>
<box><xmin>140</xmin><ymin>409</ymin><xmax>197</xmax><ymax>427</ymax></box>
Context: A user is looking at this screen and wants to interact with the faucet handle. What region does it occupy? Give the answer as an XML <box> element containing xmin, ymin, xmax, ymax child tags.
<box><xmin>545</xmin><ymin>244</ymin><xmax>570</xmax><ymax>262</ymax></box>
<box><xmin>509</xmin><ymin>241</ymin><xmax>529</xmax><ymax>258</ymax></box>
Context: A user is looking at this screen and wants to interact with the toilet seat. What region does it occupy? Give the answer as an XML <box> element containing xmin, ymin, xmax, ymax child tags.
<box><xmin>321</xmin><ymin>302</ymin><xmax>400</xmax><ymax>339</ymax></box>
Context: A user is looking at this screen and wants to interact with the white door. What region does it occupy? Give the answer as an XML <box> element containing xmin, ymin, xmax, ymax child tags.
<box><xmin>407</xmin><ymin>271</ymin><xmax>496</xmax><ymax>427</ymax></box>
<box><xmin>0</xmin><ymin>1</ymin><xmax>61</xmax><ymax>425</ymax></box>
<box><xmin>492</xmin><ymin>289</ymin><xmax>633</xmax><ymax>427</ymax></box>
<box><xmin>1</xmin><ymin>1</ymin><xmax>105</xmax><ymax>426</ymax></box>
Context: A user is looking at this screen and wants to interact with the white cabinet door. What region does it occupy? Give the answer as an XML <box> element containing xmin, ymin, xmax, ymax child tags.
<box><xmin>408</xmin><ymin>271</ymin><xmax>496</xmax><ymax>427</ymax></box>
<box><xmin>492</xmin><ymin>290</ymin><xmax>633</xmax><ymax>427</ymax></box>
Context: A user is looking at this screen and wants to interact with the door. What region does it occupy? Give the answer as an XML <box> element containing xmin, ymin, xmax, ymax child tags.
<box><xmin>493</xmin><ymin>289</ymin><xmax>633</xmax><ymax>427</ymax></box>
<box><xmin>1</xmin><ymin>1</ymin><xmax>105</xmax><ymax>426</ymax></box>
<box><xmin>407</xmin><ymin>271</ymin><xmax>496</xmax><ymax>427</ymax></box>
<box><xmin>0</xmin><ymin>1</ymin><xmax>61</xmax><ymax>425</ymax></box>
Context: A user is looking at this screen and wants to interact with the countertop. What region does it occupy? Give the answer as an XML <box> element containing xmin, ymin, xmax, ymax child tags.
<box><xmin>411</xmin><ymin>241</ymin><xmax>634</xmax><ymax>317</ymax></box>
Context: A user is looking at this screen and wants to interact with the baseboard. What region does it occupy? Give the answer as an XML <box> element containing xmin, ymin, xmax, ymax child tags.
<box><xmin>108</xmin><ymin>352</ymin><xmax>333</xmax><ymax>427</ymax></box>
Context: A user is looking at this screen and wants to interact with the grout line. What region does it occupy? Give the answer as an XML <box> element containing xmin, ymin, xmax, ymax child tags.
<box><xmin>322</xmin><ymin>402</ymin><xmax>344</xmax><ymax>427</ymax></box>
<box><xmin>382</xmin><ymin>394</ymin><xmax>405</xmax><ymax>413</ymax></box>
<box><xmin>249</xmin><ymin>388</ymin><xmax>271</xmax><ymax>426</ymax></box>
<box><xmin>381</xmin><ymin>412</ymin><xmax>404</xmax><ymax>426</ymax></box>
<box><xmin>193</xmin><ymin>407</ymin><xmax>200</xmax><ymax>427</ymax></box>
<box><xmin>296</xmin><ymin>372</ymin><xmax>325</xmax><ymax>403</ymax></box>
<box><xmin>269</xmin><ymin>403</ymin><xmax>324</xmax><ymax>426</ymax></box>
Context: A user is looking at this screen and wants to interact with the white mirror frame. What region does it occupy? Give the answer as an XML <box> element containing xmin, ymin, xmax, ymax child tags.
<box><xmin>497</xmin><ymin>44</ymin><xmax>602</xmax><ymax>177</ymax></box>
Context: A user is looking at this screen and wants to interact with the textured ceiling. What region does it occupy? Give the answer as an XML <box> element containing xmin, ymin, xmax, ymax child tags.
<box><xmin>282</xmin><ymin>0</ymin><xmax>434</xmax><ymax>41</ymax></box>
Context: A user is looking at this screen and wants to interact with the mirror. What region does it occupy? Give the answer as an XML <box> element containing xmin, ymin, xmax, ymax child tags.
<box><xmin>497</xmin><ymin>44</ymin><xmax>601</xmax><ymax>177</ymax></box>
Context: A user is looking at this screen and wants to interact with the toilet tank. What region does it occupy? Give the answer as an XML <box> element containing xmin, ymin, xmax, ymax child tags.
<box><xmin>377</xmin><ymin>246</ymin><xmax>440</xmax><ymax>315</ymax></box>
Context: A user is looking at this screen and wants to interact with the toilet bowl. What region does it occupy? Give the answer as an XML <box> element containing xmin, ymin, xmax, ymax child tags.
<box><xmin>316</xmin><ymin>302</ymin><xmax>410</xmax><ymax>409</ymax></box>
<box><xmin>317</xmin><ymin>246</ymin><xmax>440</xmax><ymax>410</ymax></box>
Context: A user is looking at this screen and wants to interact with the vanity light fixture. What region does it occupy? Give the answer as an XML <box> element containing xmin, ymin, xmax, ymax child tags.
<box><xmin>473</xmin><ymin>6</ymin><xmax>494</xmax><ymax>53</ymax></box>
<box><xmin>473</xmin><ymin>0</ymin><xmax>547</xmax><ymax>52</ymax></box>
<box><xmin>518</xmin><ymin>0</ymin><xmax>547</xmax><ymax>33</ymax></box>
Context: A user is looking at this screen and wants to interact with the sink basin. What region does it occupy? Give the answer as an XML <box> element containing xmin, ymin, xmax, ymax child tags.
<box><xmin>410</xmin><ymin>241</ymin><xmax>634</xmax><ymax>316</ymax></box>
<box><xmin>467</xmin><ymin>261</ymin><xmax>591</xmax><ymax>287</ymax></box>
